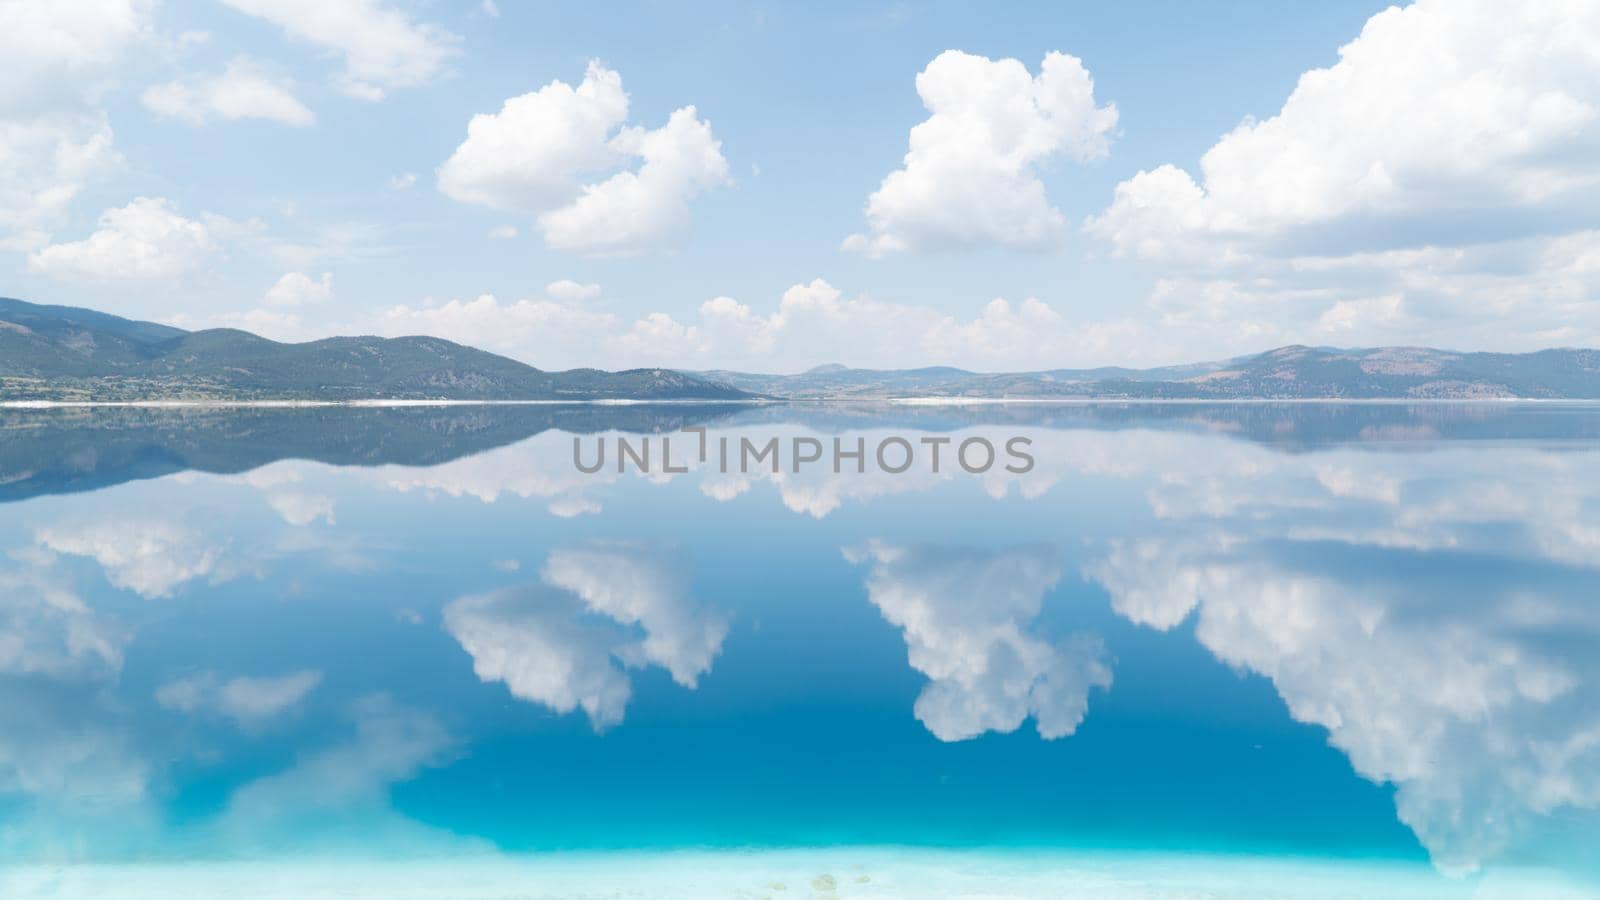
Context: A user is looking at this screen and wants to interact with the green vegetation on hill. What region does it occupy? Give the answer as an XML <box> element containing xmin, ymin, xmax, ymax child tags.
<box><xmin>8</xmin><ymin>297</ymin><xmax>1600</xmax><ymax>401</ymax></box>
<box><xmin>0</xmin><ymin>297</ymin><xmax>748</xmax><ymax>401</ymax></box>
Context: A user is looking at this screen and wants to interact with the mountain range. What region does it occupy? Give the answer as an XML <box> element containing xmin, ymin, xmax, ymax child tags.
<box><xmin>5</xmin><ymin>297</ymin><xmax>1600</xmax><ymax>401</ymax></box>
<box><xmin>0</xmin><ymin>297</ymin><xmax>746</xmax><ymax>402</ymax></box>
<box><xmin>705</xmin><ymin>345</ymin><xmax>1600</xmax><ymax>400</ymax></box>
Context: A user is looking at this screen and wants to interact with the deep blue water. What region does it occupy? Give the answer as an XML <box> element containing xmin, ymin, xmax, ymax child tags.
<box><xmin>0</xmin><ymin>402</ymin><xmax>1597</xmax><ymax>896</ymax></box>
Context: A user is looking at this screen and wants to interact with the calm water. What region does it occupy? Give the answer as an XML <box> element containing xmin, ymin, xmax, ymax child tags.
<box><xmin>1</xmin><ymin>403</ymin><xmax>1598</xmax><ymax>898</ymax></box>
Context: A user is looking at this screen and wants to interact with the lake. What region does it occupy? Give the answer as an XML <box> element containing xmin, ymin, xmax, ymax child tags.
<box><xmin>1</xmin><ymin>402</ymin><xmax>1597</xmax><ymax>898</ymax></box>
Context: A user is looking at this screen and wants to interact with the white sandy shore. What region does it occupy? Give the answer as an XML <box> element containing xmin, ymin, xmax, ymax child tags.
<box><xmin>884</xmin><ymin>396</ymin><xmax>1600</xmax><ymax>405</ymax></box>
<box><xmin>2</xmin><ymin>848</ymin><xmax>1590</xmax><ymax>900</ymax></box>
<box><xmin>3</xmin><ymin>396</ymin><xmax>1596</xmax><ymax>409</ymax></box>
<box><xmin>0</xmin><ymin>399</ymin><xmax>771</xmax><ymax>409</ymax></box>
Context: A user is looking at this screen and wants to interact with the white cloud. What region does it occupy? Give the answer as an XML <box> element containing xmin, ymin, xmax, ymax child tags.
<box><xmin>437</xmin><ymin>61</ymin><xmax>628</xmax><ymax>211</ymax></box>
<box><xmin>1090</xmin><ymin>534</ymin><xmax>1600</xmax><ymax>877</ymax></box>
<box><xmin>444</xmin><ymin>585</ymin><xmax>635</xmax><ymax>729</ymax></box>
<box><xmin>0</xmin><ymin>0</ymin><xmax>153</xmax><ymax>115</ymax></box>
<box><xmin>538</xmin><ymin>106</ymin><xmax>730</xmax><ymax>256</ymax></box>
<box><xmin>542</xmin><ymin>544</ymin><xmax>728</xmax><ymax>688</ymax></box>
<box><xmin>141</xmin><ymin>58</ymin><xmax>314</xmax><ymax>126</ymax></box>
<box><xmin>265</xmin><ymin>490</ymin><xmax>335</xmax><ymax>526</ymax></box>
<box><xmin>216</xmin><ymin>695</ymin><xmax>456</xmax><ymax>849</ymax></box>
<box><xmin>35</xmin><ymin>517</ymin><xmax>225</xmax><ymax>599</ymax></box>
<box><xmin>264</xmin><ymin>270</ymin><xmax>334</xmax><ymax>307</ymax></box>
<box><xmin>443</xmin><ymin>544</ymin><xmax>727</xmax><ymax>730</ymax></box>
<box><xmin>0</xmin><ymin>566</ymin><xmax>125</xmax><ymax>680</ymax></box>
<box><xmin>375</xmin><ymin>290</ymin><xmax>620</xmax><ymax>368</ymax></box>
<box><xmin>437</xmin><ymin>61</ymin><xmax>729</xmax><ymax>256</ymax></box>
<box><xmin>0</xmin><ymin>682</ymin><xmax>151</xmax><ymax>815</ymax></box>
<box><xmin>0</xmin><ymin>1</ymin><xmax>151</xmax><ymax>246</ymax></box>
<box><xmin>387</xmin><ymin>172</ymin><xmax>417</xmax><ymax>190</ymax></box>
<box><xmin>168</xmin><ymin>306</ymin><xmax>309</xmax><ymax>342</ymax></box>
<box><xmin>156</xmin><ymin>669</ymin><xmax>322</xmax><ymax>725</ymax></box>
<box><xmin>1090</xmin><ymin>1</ymin><xmax>1600</xmax><ymax>263</ymax></box>
<box><xmin>365</xmin><ymin>277</ymin><xmax>1154</xmax><ymax>371</ymax></box>
<box><xmin>544</xmin><ymin>279</ymin><xmax>600</xmax><ymax>303</ymax></box>
<box><xmin>1079</xmin><ymin>1</ymin><xmax>1600</xmax><ymax>356</ymax></box>
<box><xmin>486</xmin><ymin>224</ymin><xmax>518</xmax><ymax>239</ymax></box>
<box><xmin>376</xmin><ymin>431</ymin><xmax>612</xmax><ymax>518</ymax></box>
<box><xmin>0</xmin><ymin>115</ymin><xmax>121</xmax><ymax>250</ymax></box>
<box><xmin>27</xmin><ymin>197</ymin><xmax>244</xmax><ymax>281</ymax></box>
<box><xmin>850</xmin><ymin>541</ymin><xmax>1110</xmax><ymax>741</ymax></box>
<box><xmin>1077</xmin><ymin>432</ymin><xmax>1600</xmax><ymax>876</ymax></box>
<box><xmin>844</xmin><ymin>50</ymin><xmax>1117</xmax><ymax>257</ymax></box>
<box><xmin>218</xmin><ymin>0</ymin><xmax>457</xmax><ymax>101</ymax></box>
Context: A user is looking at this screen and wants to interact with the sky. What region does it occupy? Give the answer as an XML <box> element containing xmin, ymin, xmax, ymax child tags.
<box><xmin>3</xmin><ymin>0</ymin><xmax>1598</xmax><ymax>372</ymax></box>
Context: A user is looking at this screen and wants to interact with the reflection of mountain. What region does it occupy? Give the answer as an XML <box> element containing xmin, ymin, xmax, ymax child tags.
<box><xmin>720</xmin><ymin>401</ymin><xmax>1600</xmax><ymax>450</ymax></box>
<box><xmin>13</xmin><ymin>402</ymin><xmax>1600</xmax><ymax>508</ymax></box>
<box><xmin>0</xmin><ymin>405</ymin><xmax>744</xmax><ymax>504</ymax></box>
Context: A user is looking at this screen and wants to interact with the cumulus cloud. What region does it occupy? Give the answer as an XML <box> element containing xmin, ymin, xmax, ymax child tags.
<box><xmin>375</xmin><ymin>285</ymin><xmax>620</xmax><ymax>369</ymax></box>
<box><xmin>264</xmin><ymin>490</ymin><xmax>335</xmax><ymax>526</ymax></box>
<box><xmin>544</xmin><ymin>279</ymin><xmax>601</xmax><ymax>303</ymax></box>
<box><xmin>141</xmin><ymin>58</ymin><xmax>314</xmax><ymax>126</ymax></box>
<box><xmin>27</xmin><ymin>197</ymin><xmax>246</xmax><ymax>281</ymax></box>
<box><xmin>156</xmin><ymin>669</ymin><xmax>322</xmax><ymax>725</ymax></box>
<box><xmin>218</xmin><ymin>0</ymin><xmax>457</xmax><ymax>100</ymax></box>
<box><xmin>1090</xmin><ymin>534</ymin><xmax>1600</xmax><ymax>877</ymax></box>
<box><xmin>437</xmin><ymin>61</ymin><xmax>729</xmax><ymax>256</ymax></box>
<box><xmin>849</xmin><ymin>541</ymin><xmax>1110</xmax><ymax>741</ymax></box>
<box><xmin>35</xmin><ymin>518</ymin><xmax>225</xmax><ymax>599</ymax></box>
<box><xmin>443</xmin><ymin>543</ymin><xmax>727</xmax><ymax>730</ymax></box>
<box><xmin>216</xmin><ymin>695</ymin><xmax>456</xmax><ymax>849</ymax></box>
<box><xmin>844</xmin><ymin>50</ymin><xmax>1117</xmax><ymax>257</ymax></box>
<box><xmin>0</xmin><ymin>116</ymin><xmax>123</xmax><ymax>252</ymax></box>
<box><xmin>1083</xmin><ymin>0</ymin><xmax>1600</xmax><ymax>355</ymax></box>
<box><xmin>376</xmin><ymin>431</ymin><xmax>612</xmax><ymax>518</ymax></box>
<box><xmin>1090</xmin><ymin>1</ymin><xmax>1600</xmax><ymax>262</ymax></box>
<box><xmin>263</xmin><ymin>270</ymin><xmax>333</xmax><ymax>307</ymax></box>
<box><xmin>1078</xmin><ymin>430</ymin><xmax>1600</xmax><ymax>875</ymax></box>
<box><xmin>0</xmin><ymin>566</ymin><xmax>125</xmax><ymax>680</ymax></box>
<box><xmin>0</xmin><ymin>1</ymin><xmax>152</xmax><ymax>246</ymax></box>
<box><xmin>0</xmin><ymin>0</ymin><xmax>153</xmax><ymax>115</ymax></box>
<box><xmin>444</xmin><ymin>585</ymin><xmax>635</xmax><ymax>728</ymax></box>
<box><xmin>543</xmin><ymin>544</ymin><xmax>727</xmax><ymax>688</ymax></box>
<box><xmin>370</xmin><ymin>277</ymin><xmax>1148</xmax><ymax>371</ymax></box>
<box><xmin>0</xmin><ymin>681</ymin><xmax>150</xmax><ymax>817</ymax></box>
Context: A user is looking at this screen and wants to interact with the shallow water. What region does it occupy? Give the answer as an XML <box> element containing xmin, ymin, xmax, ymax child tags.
<box><xmin>1</xmin><ymin>403</ymin><xmax>1597</xmax><ymax>897</ymax></box>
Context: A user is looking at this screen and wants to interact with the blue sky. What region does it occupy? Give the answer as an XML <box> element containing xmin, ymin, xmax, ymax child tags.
<box><xmin>5</xmin><ymin>0</ymin><xmax>1597</xmax><ymax>371</ymax></box>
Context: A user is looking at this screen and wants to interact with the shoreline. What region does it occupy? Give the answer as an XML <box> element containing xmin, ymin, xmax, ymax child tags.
<box><xmin>0</xmin><ymin>846</ymin><xmax>1583</xmax><ymax>899</ymax></box>
<box><xmin>4</xmin><ymin>396</ymin><xmax>1600</xmax><ymax>409</ymax></box>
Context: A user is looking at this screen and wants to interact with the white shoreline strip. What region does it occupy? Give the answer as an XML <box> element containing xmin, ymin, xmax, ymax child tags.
<box><xmin>4</xmin><ymin>397</ymin><xmax>1599</xmax><ymax>409</ymax></box>
<box><xmin>0</xmin><ymin>399</ymin><xmax>773</xmax><ymax>409</ymax></box>
<box><xmin>885</xmin><ymin>396</ymin><xmax>1600</xmax><ymax>405</ymax></box>
<box><xmin>0</xmin><ymin>847</ymin><xmax>1585</xmax><ymax>900</ymax></box>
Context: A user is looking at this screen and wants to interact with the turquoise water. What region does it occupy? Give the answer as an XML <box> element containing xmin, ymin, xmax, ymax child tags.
<box><xmin>0</xmin><ymin>403</ymin><xmax>1597</xmax><ymax>897</ymax></box>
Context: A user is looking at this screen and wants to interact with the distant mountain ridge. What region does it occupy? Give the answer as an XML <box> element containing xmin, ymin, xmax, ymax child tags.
<box><xmin>0</xmin><ymin>297</ymin><xmax>749</xmax><ymax>402</ymax></box>
<box><xmin>703</xmin><ymin>345</ymin><xmax>1600</xmax><ymax>400</ymax></box>
<box><xmin>6</xmin><ymin>297</ymin><xmax>1600</xmax><ymax>401</ymax></box>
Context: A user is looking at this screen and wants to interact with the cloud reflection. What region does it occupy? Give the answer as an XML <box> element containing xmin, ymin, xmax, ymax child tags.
<box><xmin>1086</xmin><ymin>442</ymin><xmax>1600</xmax><ymax>876</ymax></box>
<box><xmin>444</xmin><ymin>543</ymin><xmax>727</xmax><ymax>730</ymax></box>
<box><xmin>850</xmin><ymin>541</ymin><xmax>1111</xmax><ymax>742</ymax></box>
